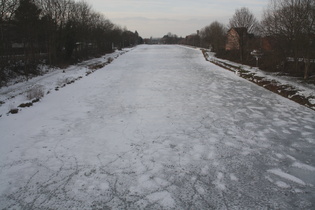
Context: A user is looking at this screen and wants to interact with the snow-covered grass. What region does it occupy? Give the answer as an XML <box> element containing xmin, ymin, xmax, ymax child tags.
<box><xmin>0</xmin><ymin>49</ymin><xmax>130</xmax><ymax>117</ymax></box>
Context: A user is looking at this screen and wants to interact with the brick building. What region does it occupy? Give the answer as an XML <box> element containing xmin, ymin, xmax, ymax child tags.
<box><xmin>225</xmin><ymin>27</ymin><xmax>248</xmax><ymax>51</ymax></box>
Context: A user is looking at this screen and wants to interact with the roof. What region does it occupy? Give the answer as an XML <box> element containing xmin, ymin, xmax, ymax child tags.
<box><xmin>229</xmin><ymin>27</ymin><xmax>248</xmax><ymax>36</ymax></box>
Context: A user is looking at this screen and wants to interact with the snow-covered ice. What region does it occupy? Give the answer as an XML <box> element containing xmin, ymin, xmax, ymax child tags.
<box><xmin>268</xmin><ymin>169</ymin><xmax>306</xmax><ymax>186</ymax></box>
<box><xmin>0</xmin><ymin>45</ymin><xmax>315</xmax><ymax>209</ymax></box>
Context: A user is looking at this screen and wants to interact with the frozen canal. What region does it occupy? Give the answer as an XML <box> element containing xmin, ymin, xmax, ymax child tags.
<box><xmin>1</xmin><ymin>45</ymin><xmax>315</xmax><ymax>209</ymax></box>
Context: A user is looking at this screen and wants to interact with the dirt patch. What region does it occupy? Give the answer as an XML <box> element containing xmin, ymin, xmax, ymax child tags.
<box><xmin>8</xmin><ymin>108</ymin><xmax>19</xmax><ymax>114</ymax></box>
<box><xmin>88</xmin><ymin>63</ymin><xmax>107</xmax><ymax>70</ymax></box>
<box><xmin>18</xmin><ymin>102</ymin><xmax>33</xmax><ymax>108</ymax></box>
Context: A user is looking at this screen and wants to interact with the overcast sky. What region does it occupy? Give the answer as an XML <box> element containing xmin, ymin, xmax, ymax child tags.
<box><xmin>84</xmin><ymin>0</ymin><xmax>269</xmax><ymax>38</ymax></box>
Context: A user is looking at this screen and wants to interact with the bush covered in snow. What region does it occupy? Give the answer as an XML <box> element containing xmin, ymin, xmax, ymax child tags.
<box><xmin>26</xmin><ymin>85</ymin><xmax>45</xmax><ymax>100</ymax></box>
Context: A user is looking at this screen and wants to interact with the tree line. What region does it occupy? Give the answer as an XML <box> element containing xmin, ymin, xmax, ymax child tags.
<box><xmin>165</xmin><ymin>0</ymin><xmax>315</xmax><ymax>79</ymax></box>
<box><xmin>0</xmin><ymin>0</ymin><xmax>142</xmax><ymax>84</ymax></box>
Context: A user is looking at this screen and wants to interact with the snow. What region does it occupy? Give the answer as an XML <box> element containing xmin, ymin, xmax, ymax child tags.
<box><xmin>268</xmin><ymin>169</ymin><xmax>306</xmax><ymax>186</ymax></box>
<box><xmin>292</xmin><ymin>162</ymin><xmax>315</xmax><ymax>172</ymax></box>
<box><xmin>230</xmin><ymin>173</ymin><xmax>239</xmax><ymax>181</ymax></box>
<box><xmin>275</xmin><ymin>181</ymin><xmax>291</xmax><ymax>189</ymax></box>
<box><xmin>1</xmin><ymin>45</ymin><xmax>315</xmax><ymax>209</ymax></box>
<box><xmin>205</xmin><ymin>51</ymin><xmax>315</xmax><ymax>102</ymax></box>
<box><xmin>0</xmin><ymin>49</ymin><xmax>130</xmax><ymax>117</ymax></box>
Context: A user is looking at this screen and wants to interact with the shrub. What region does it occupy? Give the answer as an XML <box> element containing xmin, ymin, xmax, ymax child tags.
<box><xmin>26</xmin><ymin>84</ymin><xmax>45</xmax><ymax>100</ymax></box>
<box><xmin>107</xmin><ymin>57</ymin><xmax>114</xmax><ymax>64</ymax></box>
<box><xmin>56</xmin><ymin>77</ymin><xmax>75</xmax><ymax>87</ymax></box>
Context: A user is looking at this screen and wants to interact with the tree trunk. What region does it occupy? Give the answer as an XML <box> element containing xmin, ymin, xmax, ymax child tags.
<box><xmin>293</xmin><ymin>46</ymin><xmax>299</xmax><ymax>74</ymax></box>
<box><xmin>304</xmin><ymin>57</ymin><xmax>310</xmax><ymax>79</ymax></box>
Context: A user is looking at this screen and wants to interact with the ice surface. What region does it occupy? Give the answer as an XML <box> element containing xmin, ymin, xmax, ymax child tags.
<box><xmin>0</xmin><ymin>45</ymin><xmax>315</xmax><ymax>209</ymax></box>
<box><xmin>292</xmin><ymin>162</ymin><xmax>315</xmax><ymax>171</ymax></box>
<box><xmin>268</xmin><ymin>169</ymin><xmax>306</xmax><ymax>185</ymax></box>
<box><xmin>275</xmin><ymin>181</ymin><xmax>290</xmax><ymax>189</ymax></box>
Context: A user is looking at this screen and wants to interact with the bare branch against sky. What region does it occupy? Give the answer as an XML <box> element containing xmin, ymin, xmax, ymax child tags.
<box><xmin>83</xmin><ymin>0</ymin><xmax>269</xmax><ymax>38</ymax></box>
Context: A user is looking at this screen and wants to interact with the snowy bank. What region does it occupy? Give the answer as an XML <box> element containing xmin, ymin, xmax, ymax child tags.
<box><xmin>202</xmin><ymin>50</ymin><xmax>315</xmax><ymax>111</ymax></box>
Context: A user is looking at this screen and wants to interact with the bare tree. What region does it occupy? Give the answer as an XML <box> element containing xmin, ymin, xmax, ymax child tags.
<box><xmin>0</xmin><ymin>0</ymin><xmax>142</xmax><ymax>82</ymax></box>
<box><xmin>0</xmin><ymin>0</ymin><xmax>19</xmax><ymax>50</ymax></box>
<box><xmin>229</xmin><ymin>7</ymin><xmax>259</xmax><ymax>34</ymax></box>
<box><xmin>200</xmin><ymin>21</ymin><xmax>226</xmax><ymax>52</ymax></box>
<box><xmin>262</xmin><ymin>0</ymin><xmax>315</xmax><ymax>78</ymax></box>
<box><xmin>0</xmin><ymin>0</ymin><xmax>19</xmax><ymax>21</ymax></box>
<box><xmin>14</xmin><ymin>0</ymin><xmax>42</xmax><ymax>75</ymax></box>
